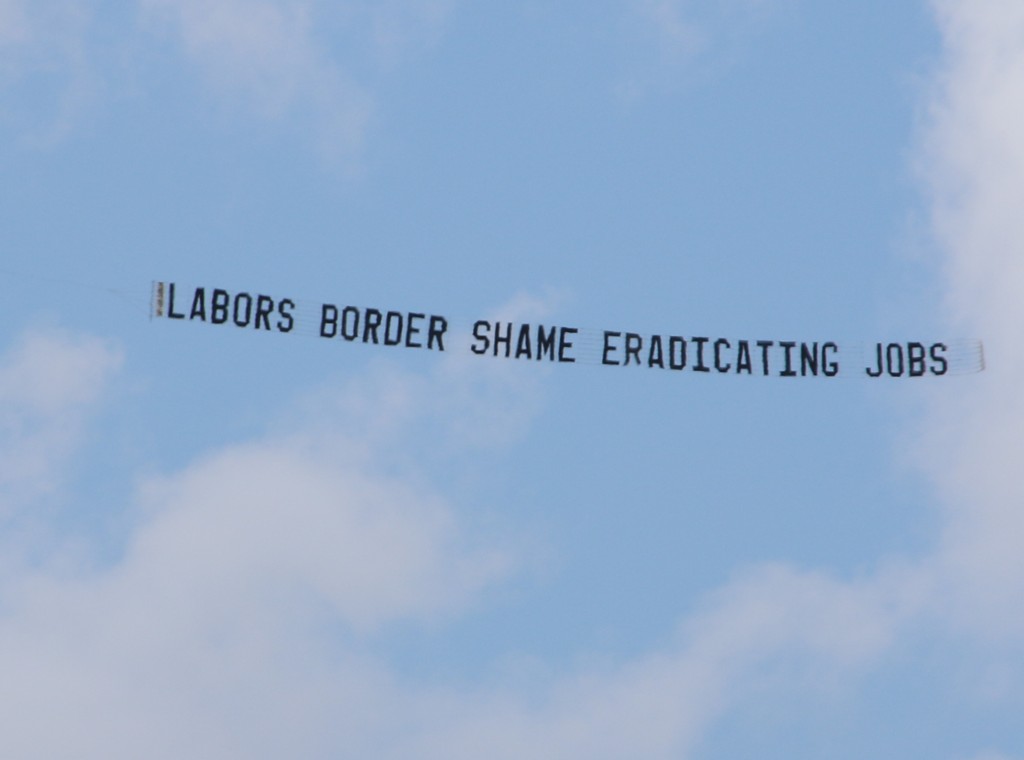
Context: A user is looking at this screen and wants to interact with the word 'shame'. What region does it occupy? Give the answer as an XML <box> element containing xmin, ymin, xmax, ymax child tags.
<box><xmin>151</xmin><ymin>282</ymin><xmax>985</xmax><ymax>379</ymax></box>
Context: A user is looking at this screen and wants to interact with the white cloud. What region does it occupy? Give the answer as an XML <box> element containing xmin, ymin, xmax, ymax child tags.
<box><xmin>138</xmin><ymin>0</ymin><xmax>453</xmax><ymax>160</ymax></box>
<box><xmin>0</xmin><ymin>0</ymin><xmax>453</xmax><ymax>155</ymax></box>
<box><xmin>1</xmin><ymin>321</ymin><xmax>895</xmax><ymax>759</ymax></box>
<box><xmin>0</xmin><ymin>1</ymin><xmax>98</xmax><ymax>145</ymax></box>
<box><xmin>386</xmin><ymin>562</ymin><xmax>912</xmax><ymax>760</ymax></box>
<box><xmin>139</xmin><ymin>0</ymin><xmax>369</xmax><ymax>158</ymax></box>
<box><xmin>123</xmin><ymin>433</ymin><xmax>509</xmax><ymax>632</ymax></box>
<box><xmin>918</xmin><ymin>0</ymin><xmax>1024</xmax><ymax>640</ymax></box>
<box><xmin>0</xmin><ymin>321</ymin><xmax>529</xmax><ymax>758</ymax></box>
<box><xmin>0</xmin><ymin>329</ymin><xmax>121</xmax><ymax>514</ymax></box>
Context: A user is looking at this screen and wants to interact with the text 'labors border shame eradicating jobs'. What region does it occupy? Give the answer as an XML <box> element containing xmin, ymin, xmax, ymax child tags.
<box><xmin>151</xmin><ymin>281</ymin><xmax>985</xmax><ymax>380</ymax></box>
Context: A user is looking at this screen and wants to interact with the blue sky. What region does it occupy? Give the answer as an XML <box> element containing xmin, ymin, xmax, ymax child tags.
<box><xmin>0</xmin><ymin>1</ymin><xmax>1021</xmax><ymax>757</ymax></box>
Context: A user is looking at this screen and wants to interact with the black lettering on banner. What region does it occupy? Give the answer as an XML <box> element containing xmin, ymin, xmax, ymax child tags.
<box><xmin>537</xmin><ymin>325</ymin><xmax>556</xmax><ymax>361</ymax></box>
<box><xmin>648</xmin><ymin>335</ymin><xmax>665</xmax><ymax>369</ymax></box>
<box><xmin>340</xmin><ymin>306</ymin><xmax>359</xmax><ymax>340</ymax></box>
<box><xmin>384</xmin><ymin>311</ymin><xmax>403</xmax><ymax>346</ymax></box>
<box><xmin>714</xmin><ymin>338</ymin><xmax>731</xmax><ymax>373</ymax></box>
<box><xmin>167</xmin><ymin>283</ymin><xmax>185</xmax><ymax>319</ymax></box>
<box><xmin>428</xmin><ymin>315</ymin><xmax>447</xmax><ymax>351</ymax></box>
<box><xmin>277</xmin><ymin>299</ymin><xmax>295</xmax><ymax>332</ymax></box>
<box><xmin>736</xmin><ymin>340</ymin><xmax>752</xmax><ymax>374</ymax></box>
<box><xmin>493</xmin><ymin>322</ymin><xmax>513</xmax><ymax>357</ymax></box>
<box><xmin>780</xmin><ymin>341</ymin><xmax>797</xmax><ymax>377</ymax></box>
<box><xmin>233</xmin><ymin>292</ymin><xmax>253</xmax><ymax>328</ymax></box>
<box><xmin>363</xmin><ymin>308</ymin><xmax>383</xmax><ymax>344</ymax></box>
<box><xmin>907</xmin><ymin>342</ymin><xmax>926</xmax><ymax>377</ymax></box>
<box><xmin>669</xmin><ymin>336</ymin><xmax>686</xmax><ymax>370</ymax></box>
<box><xmin>558</xmin><ymin>327</ymin><xmax>577</xmax><ymax>363</ymax></box>
<box><xmin>800</xmin><ymin>342</ymin><xmax>819</xmax><ymax>376</ymax></box>
<box><xmin>602</xmin><ymin>331</ymin><xmax>621</xmax><ymax>365</ymax></box>
<box><xmin>693</xmin><ymin>337</ymin><xmax>710</xmax><ymax>372</ymax></box>
<box><xmin>865</xmin><ymin>343</ymin><xmax>884</xmax><ymax>377</ymax></box>
<box><xmin>406</xmin><ymin>313</ymin><xmax>424</xmax><ymax>348</ymax></box>
<box><xmin>211</xmin><ymin>289</ymin><xmax>230</xmax><ymax>324</ymax></box>
<box><xmin>471</xmin><ymin>320</ymin><xmax>490</xmax><ymax>355</ymax></box>
<box><xmin>515</xmin><ymin>324</ymin><xmax>532</xmax><ymax>359</ymax></box>
<box><xmin>757</xmin><ymin>340</ymin><xmax>773</xmax><ymax>375</ymax></box>
<box><xmin>320</xmin><ymin>304</ymin><xmax>338</xmax><ymax>338</ymax></box>
<box><xmin>625</xmin><ymin>333</ymin><xmax>642</xmax><ymax>366</ymax></box>
<box><xmin>886</xmin><ymin>343</ymin><xmax>905</xmax><ymax>377</ymax></box>
<box><xmin>930</xmin><ymin>342</ymin><xmax>948</xmax><ymax>375</ymax></box>
<box><xmin>153</xmin><ymin>284</ymin><xmax>979</xmax><ymax>378</ymax></box>
<box><xmin>822</xmin><ymin>342</ymin><xmax>838</xmax><ymax>376</ymax></box>
<box><xmin>189</xmin><ymin>287</ymin><xmax>206</xmax><ymax>321</ymax></box>
<box><xmin>255</xmin><ymin>295</ymin><xmax>274</xmax><ymax>330</ymax></box>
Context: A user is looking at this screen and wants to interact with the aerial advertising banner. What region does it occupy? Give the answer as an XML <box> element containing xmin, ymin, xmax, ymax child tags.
<box><xmin>150</xmin><ymin>281</ymin><xmax>985</xmax><ymax>379</ymax></box>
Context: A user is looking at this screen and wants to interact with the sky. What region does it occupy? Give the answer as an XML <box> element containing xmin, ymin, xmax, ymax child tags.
<box><xmin>0</xmin><ymin>1</ymin><xmax>1021</xmax><ymax>757</ymax></box>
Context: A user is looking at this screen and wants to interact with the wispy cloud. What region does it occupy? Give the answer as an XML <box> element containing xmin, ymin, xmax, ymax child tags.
<box><xmin>0</xmin><ymin>1</ymin><xmax>99</xmax><ymax>145</ymax></box>
<box><xmin>400</xmin><ymin>563</ymin><xmax>908</xmax><ymax>759</ymax></box>
<box><xmin>918</xmin><ymin>0</ymin><xmax>1024</xmax><ymax>640</ymax></box>
<box><xmin>639</xmin><ymin>0</ymin><xmax>711</xmax><ymax>60</ymax></box>
<box><xmin>136</xmin><ymin>0</ymin><xmax>457</xmax><ymax>161</ymax></box>
<box><xmin>616</xmin><ymin>0</ymin><xmax>779</xmax><ymax>99</ymax></box>
<box><xmin>0</xmin><ymin>325</ymin><xmax>515</xmax><ymax>757</ymax></box>
<box><xmin>0</xmin><ymin>0</ymin><xmax>454</xmax><ymax>156</ymax></box>
<box><xmin>139</xmin><ymin>0</ymin><xmax>372</xmax><ymax>159</ymax></box>
<box><xmin>0</xmin><ymin>329</ymin><xmax>120</xmax><ymax>515</ymax></box>
<box><xmin>0</xmin><ymin>322</ymin><xmax>921</xmax><ymax>758</ymax></box>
